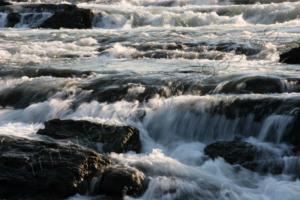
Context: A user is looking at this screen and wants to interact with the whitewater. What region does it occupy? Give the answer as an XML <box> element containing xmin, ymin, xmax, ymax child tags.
<box><xmin>0</xmin><ymin>0</ymin><xmax>300</xmax><ymax>199</ymax></box>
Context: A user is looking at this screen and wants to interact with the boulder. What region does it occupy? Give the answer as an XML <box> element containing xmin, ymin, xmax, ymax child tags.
<box><xmin>204</xmin><ymin>141</ymin><xmax>284</xmax><ymax>174</ymax></box>
<box><xmin>93</xmin><ymin>165</ymin><xmax>148</xmax><ymax>197</ymax></box>
<box><xmin>37</xmin><ymin>119</ymin><xmax>142</xmax><ymax>153</ymax></box>
<box><xmin>0</xmin><ymin>135</ymin><xmax>110</xmax><ymax>199</ymax></box>
<box><xmin>279</xmin><ymin>47</ymin><xmax>300</xmax><ymax>64</ymax></box>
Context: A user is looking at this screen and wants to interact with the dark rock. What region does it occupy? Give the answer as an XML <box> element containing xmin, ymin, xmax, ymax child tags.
<box><xmin>6</xmin><ymin>12</ymin><xmax>21</xmax><ymax>27</ymax></box>
<box><xmin>279</xmin><ymin>47</ymin><xmax>300</xmax><ymax>64</ymax></box>
<box><xmin>38</xmin><ymin>5</ymin><xmax>94</xmax><ymax>29</ymax></box>
<box><xmin>0</xmin><ymin>4</ymin><xmax>94</xmax><ymax>29</ymax></box>
<box><xmin>0</xmin><ymin>135</ymin><xmax>110</xmax><ymax>199</ymax></box>
<box><xmin>215</xmin><ymin>75</ymin><xmax>285</xmax><ymax>94</ymax></box>
<box><xmin>0</xmin><ymin>0</ymin><xmax>11</xmax><ymax>6</ymax></box>
<box><xmin>205</xmin><ymin>141</ymin><xmax>257</xmax><ymax>166</ymax></box>
<box><xmin>93</xmin><ymin>165</ymin><xmax>148</xmax><ymax>197</ymax></box>
<box><xmin>204</xmin><ymin>141</ymin><xmax>285</xmax><ymax>174</ymax></box>
<box><xmin>37</xmin><ymin>119</ymin><xmax>142</xmax><ymax>153</ymax></box>
<box><xmin>0</xmin><ymin>67</ymin><xmax>93</xmax><ymax>78</ymax></box>
<box><xmin>0</xmin><ymin>79</ymin><xmax>63</xmax><ymax>109</ymax></box>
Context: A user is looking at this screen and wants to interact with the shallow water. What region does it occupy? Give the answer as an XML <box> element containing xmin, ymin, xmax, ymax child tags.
<box><xmin>1</xmin><ymin>0</ymin><xmax>300</xmax><ymax>199</ymax></box>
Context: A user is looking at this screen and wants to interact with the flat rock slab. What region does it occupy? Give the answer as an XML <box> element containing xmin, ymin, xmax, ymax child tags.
<box><xmin>37</xmin><ymin>119</ymin><xmax>142</xmax><ymax>153</ymax></box>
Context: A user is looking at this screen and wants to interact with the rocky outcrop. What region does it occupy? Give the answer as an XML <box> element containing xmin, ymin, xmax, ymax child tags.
<box><xmin>0</xmin><ymin>135</ymin><xmax>148</xmax><ymax>199</ymax></box>
<box><xmin>279</xmin><ymin>47</ymin><xmax>300</xmax><ymax>64</ymax></box>
<box><xmin>0</xmin><ymin>135</ymin><xmax>110</xmax><ymax>199</ymax></box>
<box><xmin>38</xmin><ymin>5</ymin><xmax>94</xmax><ymax>29</ymax></box>
<box><xmin>37</xmin><ymin>119</ymin><xmax>142</xmax><ymax>153</ymax></box>
<box><xmin>1</xmin><ymin>4</ymin><xmax>94</xmax><ymax>28</ymax></box>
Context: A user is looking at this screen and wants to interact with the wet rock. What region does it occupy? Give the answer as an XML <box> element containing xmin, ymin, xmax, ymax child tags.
<box><xmin>205</xmin><ymin>141</ymin><xmax>257</xmax><ymax>166</ymax></box>
<box><xmin>37</xmin><ymin>119</ymin><xmax>142</xmax><ymax>153</ymax></box>
<box><xmin>93</xmin><ymin>165</ymin><xmax>148</xmax><ymax>197</ymax></box>
<box><xmin>0</xmin><ymin>135</ymin><xmax>110</xmax><ymax>199</ymax></box>
<box><xmin>204</xmin><ymin>141</ymin><xmax>284</xmax><ymax>174</ymax></box>
<box><xmin>0</xmin><ymin>79</ymin><xmax>63</xmax><ymax>109</ymax></box>
<box><xmin>80</xmin><ymin>75</ymin><xmax>206</xmax><ymax>104</ymax></box>
<box><xmin>1</xmin><ymin>4</ymin><xmax>94</xmax><ymax>29</ymax></box>
<box><xmin>0</xmin><ymin>0</ymin><xmax>11</xmax><ymax>7</ymax></box>
<box><xmin>0</xmin><ymin>67</ymin><xmax>93</xmax><ymax>78</ymax></box>
<box><xmin>39</xmin><ymin>5</ymin><xmax>94</xmax><ymax>29</ymax></box>
<box><xmin>6</xmin><ymin>12</ymin><xmax>21</xmax><ymax>27</ymax></box>
<box><xmin>209</xmin><ymin>97</ymin><xmax>300</xmax><ymax>122</ymax></box>
<box><xmin>215</xmin><ymin>76</ymin><xmax>285</xmax><ymax>94</ymax></box>
<box><xmin>283</xmin><ymin>115</ymin><xmax>300</xmax><ymax>151</ymax></box>
<box><xmin>280</xmin><ymin>47</ymin><xmax>300</xmax><ymax>64</ymax></box>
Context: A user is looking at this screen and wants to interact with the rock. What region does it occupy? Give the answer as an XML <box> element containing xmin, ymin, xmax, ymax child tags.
<box><xmin>39</xmin><ymin>5</ymin><xmax>94</xmax><ymax>29</ymax></box>
<box><xmin>205</xmin><ymin>141</ymin><xmax>257</xmax><ymax>166</ymax></box>
<box><xmin>0</xmin><ymin>4</ymin><xmax>94</xmax><ymax>29</ymax></box>
<box><xmin>0</xmin><ymin>0</ymin><xmax>11</xmax><ymax>6</ymax></box>
<box><xmin>37</xmin><ymin>119</ymin><xmax>142</xmax><ymax>153</ymax></box>
<box><xmin>6</xmin><ymin>12</ymin><xmax>21</xmax><ymax>27</ymax></box>
<box><xmin>0</xmin><ymin>79</ymin><xmax>63</xmax><ymax>109</ymax></box>
<box><xmin>93</xmin><ymin>165</ymin><xmax>148</xmax><ymax>197</ymax></box>
<box><xmin>215</xmin><ymin>75</ymin><xmax>285</xmax><ymax>94</ymax></box>
<box><xmin>0</xmin><ymin>135</ymin><xmax>110</xmax><ymax>199</ymax></box>
<box><xmin>279</xmin><ymin>47</ymin><xmax>300</xmax><ymax>64</ymax></box>
<box><xmin>204</xmin><ymin>141</ymin><xmax>284</xmax><ymax>174</ymax></box>
<box><xmin>0</xmin><ymin>67</ymin><xmax>93</xmax><ymax>78</ymax></box>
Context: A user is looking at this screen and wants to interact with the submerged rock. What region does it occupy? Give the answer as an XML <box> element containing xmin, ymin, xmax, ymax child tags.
<box><xmin>279</xmin><ymin>47</ymin><xmax>300</xmax><ymax>64</ymax></box>
<box><xmin>0</xmin><ymin>79</ymin><xmax>64</xmax><ymax>109</ymax></box>
<box><xmin>204</xmin><ymin>141</ymin><xmax>285</xmax><ymax>174</ymax></box>
<box><xmin>37</xmin><ymin>119</ymin><xmax>142</xmax><ymax>153</ymax></box>
<box><xmin>215</xmin><ymin>75</ymin><xmax>285</xmax><ymax>94</ymax></box>
<box><xmin>0</xmin><ymin>135</ymin><xmax>110</xmax><ymax>199</ymax></box>
<box><xmin>93</xmin><ymin>165</ymin><xmax>148</xmax><ymax>197</ymax></box>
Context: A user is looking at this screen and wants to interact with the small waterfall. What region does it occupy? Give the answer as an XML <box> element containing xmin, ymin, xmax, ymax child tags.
<box><xmin>143</xmin><ymin>96</ymin><xmax>299</xmax><ymax>146</ymax></box>
<box><xmin>259</xmin><ymin>115</ymin><xmax>294</xmax><ymax>143</ymax></box>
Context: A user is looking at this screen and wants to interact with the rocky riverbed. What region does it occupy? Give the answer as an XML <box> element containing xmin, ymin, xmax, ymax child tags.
<box><xmin>0</xmin><ymin>0</ymin><xmax>300</xmax><ymax>199</ymax></box>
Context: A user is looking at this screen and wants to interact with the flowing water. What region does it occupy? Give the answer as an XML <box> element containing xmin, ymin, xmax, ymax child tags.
<box><xmin>1</xmin><ymin>0</ymin><xmax>300</xmax><ymax>199</ymax></box>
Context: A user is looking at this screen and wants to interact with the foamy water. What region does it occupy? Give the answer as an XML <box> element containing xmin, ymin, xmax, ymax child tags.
<box><xmin>1</xmin><ymin>0</ymin><xmax>300</xmax><ymax>199</ymax></box>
